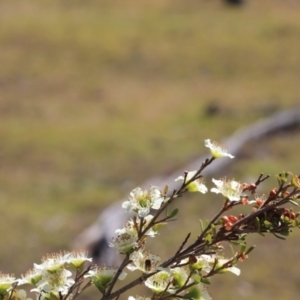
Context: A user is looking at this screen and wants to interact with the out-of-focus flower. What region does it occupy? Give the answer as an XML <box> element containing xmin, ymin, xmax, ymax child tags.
<box><xmin>18</xmin><ymin>251</ymin><xmax>91</xmax><ymax>300</ymax></box>
<box><xmin>198</xmin><ymin>283</ymin><xmax>212</xmax><ymax>300</ymax></box>
<box><xmin>64</xmin><ymin>251</ymin><xmax>92</xmax><ymax>269</ymax></box>
<box><xmin>20</xmin><ymin>252</ymin><xmax>77</xmax><ymax>297</ymax></box>
<box><xmin>110</xmin><ymin>230</ymin><xmax>138</xmax><ymax>254</ymax></box>
<box><xmin>128</xmin><ymin>249</ymin><xmax>161</xmax><ymax>273</ymax></box>
<box><xmin>85</xmin><ymin>266</ymin><xmax>126</xmax><ymax>293</ymax></box>
<box><xmin>176</xmin><ymin>171</ymin><xmax>208</xmax><ymax>193</ymax></box>
<box><xmin>216</xmin><ymin>259</ymin><xmax>241</xmax><ymax>276</ymax></box>
<box><xmin>190</xmin><ymin>254</ymin><xmax>215</xmax><ymax>274</ymax></box>
<box><xmin>249</xmin><ymin>194</ymin><xmax>267</xmax><ymax>208</ymax></box>
<box><xmin>11</xmin><ymin>289</ymin><xmax>33</xmax><ymax>300</ymax></box>
<box><xmin>116</xmin><ymin>215</ymin><xmax>162</xmax><ymax>238</ymax></box>
<box><xmin>18</xmin><ymin>268</ymin><xmax>43</xmax><ymax>286</ymax></box>
<box><xmin>31</xmin><ymin>268</ymin><xmax>74</xmax><ymax>296</ymax></box>
<box><xmin>211</xmin><ymin>178</ymin><xmax>243</xmax><ymax>202</ymax></box>
<box><xmin>122</xmin><ymin>187</ymin><xmax>164</xmax><ymax>217</ymax></box>
<box><xmin>128</xmin><ymin>296</ymin><xmax>151</xmax><ymax>300</ymax></box>
<box><xmin>204</xmin><ymin>139</ymin><xmax>234</xmax><ymax>159</ymax></box>
<box><xmin>145</xmin><ymin>270</ymin><xmax>172</xmax><ymax>293</ymax></box>
<box><xmin>0</xmin><ymin>273</ymin><xmax>16</xmax><ymax>295</ymax></box>
<box><xmin>170</xmin><ymin>267</ymin><xmax>189</xmax><ymax>290</ymax></box>
<box><xmin>34</xmin><ymin>253</ymin><xmax>67</xmax><ymax>274</ymax></box>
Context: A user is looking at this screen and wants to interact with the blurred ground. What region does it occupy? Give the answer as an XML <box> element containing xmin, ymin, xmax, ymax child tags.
<box><xmin>0</xmin><ymin>0</ymin><xmax>300</xmax><ymax>299</ymax></box>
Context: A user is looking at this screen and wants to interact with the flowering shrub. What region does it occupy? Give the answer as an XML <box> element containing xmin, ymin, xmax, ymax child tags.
<box><xmin>1</xmin><ymin>139</ymin><xmax>300</xmax><ymax>300</ymax></box>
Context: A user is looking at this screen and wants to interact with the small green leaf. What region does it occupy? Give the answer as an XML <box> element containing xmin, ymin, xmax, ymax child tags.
<box><xmin>163</xmin><ymin>184</ymin><xmax>169</xmax><ymax>195</ymax></box>
<box><xmin>245</xmin><ymin>245</ymin><xmax>256</xmax><ymax>255</ymax></box>
<box><xmin>199</xmin><ymin>219</ymin><xmax>204</xmax><ymax>233</ymax></box>
<box><xmin>204</xmin><ymin>233</ymin><xmax>212</xmax><ymax>243</ymax></box>
<box><xmin>49</xmin><ymin>292</ymin><xmax>59</xmax><ymax>300</ymax></box>
<box><xmin>239</xmin><ymin>243</ymin><xmax>247</xmax><ymax>253</ymax></box>
<box><xmin>211</xmin><ymin>224</ymin><xmax>217</xmax><ymax>237</ymax></box>
<box><xmin>278</xmin><ymin>229</ymin><xmax>290</xmax><ymax>236</ymax></box>
<box><xmin>255</xmin><ymin>217</ymin><xmax>261</xmax><ymax>231</ymax></box>
<box><xmin>201</xmin><ymin>277</ymin><xmax>211</xmax><ymax>284</ymax></box>
<box><xmin>183</xmin><ymin>287</ymin><xmax>200</xmax><ymax>300</ymax></box>
<box><xmin>168</xmin><ymin>208</ymin><xmax>179</xmax><ymax>218</ymax></box>
<box><xmin>193</xmin><ymin>274</ymin><xmax>201</xmax><ymax>283</ymax></box>
<box><xmin>152</xmin><ymin>222</ymin><xmax>166</xmax><ymax>232</ymax></box>
<box><xmin>229</xmin><ymin>244</ymin><xmax>235</xmax><ymax>256</ymax></box>
<box><xmin>273</xmin><ymin>232</ymin><xmax>287</xmax><ymax>240</ymax></box>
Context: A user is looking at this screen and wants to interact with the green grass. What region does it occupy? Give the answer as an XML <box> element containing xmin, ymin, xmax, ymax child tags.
<box><xmin>0</xmin><ymin>0</ymin><xmax>300</xmax><ymax>299</ymax></box>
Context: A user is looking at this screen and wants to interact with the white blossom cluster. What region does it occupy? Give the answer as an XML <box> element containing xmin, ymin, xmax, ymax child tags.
<box><xmin>0</xmin><ymin>251</ymin><xmax>94</xmax><ymax>300</ymax></box>
<box><xmin>108</xmin><ymin>140</ymin><xmax>244</xmax><ymax>300</ymax></box>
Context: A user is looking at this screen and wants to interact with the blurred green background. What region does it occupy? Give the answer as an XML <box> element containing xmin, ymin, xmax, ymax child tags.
<box><xmin>1</xmin><ymin>0</ymin><xmax>300</xmax><ymax>299</ymax></box>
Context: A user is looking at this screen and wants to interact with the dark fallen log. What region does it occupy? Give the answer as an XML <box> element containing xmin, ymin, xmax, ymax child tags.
<box><xmin>73</xmin><ymin>107</ymin><xmax>300</xmax><ymax>265</ymax></box>
<box><xmin>224</xmin><ymin>0</ymin><xmax>245</xmax><ymax>6</ymax></box>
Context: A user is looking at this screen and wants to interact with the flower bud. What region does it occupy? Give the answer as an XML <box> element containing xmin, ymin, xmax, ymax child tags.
<box><xmin>221</xmin><ymin>216</ymin><xmax>229</xmax><ymax>224</ymax></box>
<box><xmin>225</xmin><ymin>222</ymin><xmax>233</xmax><ymax>231</ymax></box>
<box><xmin>228</xmin><ymin>215</ymin><xmax>238</xmax><ymax>223</ymax></box>
<box><xmin>269</xmin><ymin>189</ymin><xmax>277</xmax><ymax>197</ymax></box>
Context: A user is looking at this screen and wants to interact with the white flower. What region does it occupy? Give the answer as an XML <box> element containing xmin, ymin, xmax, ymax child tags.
<box><xmin>122</xmin><ymin>186</ymin><xmax>164</xmax><ymax>217</ymax></box>
<box><xmin>85</xmin><ymin>266</ymin><xmax>126</xmax><ymax>291</ymax></box>
<box><xmin>27</xmin><ymin>253</ymin><xmax>75</xmax><ymax>296</ymax></box>
<box><xmin>31</xmin><ymin>268</ymin><xmax>74</xmax><ymax>296</ymax></box>
<box><xmin>211</xmin><ymin>178</ymin><xmax>243</xmax><ymax>202</ymax></box>
<box><xmin>110</xmin><ymin>231</ymin><xmax>138</xmax><ymax>254</ymax></box>
<box><xmin>204</xmin><ymin>139</ymin><xmax>234</xmax><ymax>159</ymax></box>
<box><xmin>115</xmin><ymin>220</ymin><xmax>137</xmax><ymax>236</ymax></box>
<box><xmin>12</xmin><ymin>289</ymin><xmax>33</xmax><ymax>300</ymax></box>
<box><xmin>0</xmin><ymin>273</ymin><xmax>16</xmax><ymax>295</ymax></box>
<box><xmin>116</xmin><ymin>215</ymin><xmax>160</xmax><ymax>238</ymax></box>
<box><xmin>190</xmin><ymin>254</ymin><xmax>215</xmax><ymax>274</ymax></box>
<box><xmin>128</xmin><ymin>249</ymin><xmax>161</xmax><ymax>273</ymax></box>
<box><xmin>64</xmin><ymin>251</ymin><xmax>93</xmax><ymax>269</ymax></box>
<box><xmin>17</xmin><ymin>268</ymin><xmax>43</xmax><ymax>286</ymax></box>
<box><xmin>228</xmin><ymin>265</ymin><xmax>241</xmax><ymax>276</ymax></box>
<box><xmin>145</xmin><ymin>267</ymin><xmax>191</xmax><ymax>295</ymax></box>
<box><xmin>31</xmin><ymin>269</ymin><xmax>75</xmax><ymax>298</ymax></box>
<box><xmin>139</xmin><ymin>215</ymin><xmax>160</xmax><ymax>237</ymax></box>
<box><xmin>170</xmin><ymin>267</ymin><xmax>190</xmax><ymax>290</ymax></box>
<box><xmin>185</xmin><ymin>283</ymin><xmax>212</xmax><ymax>300</ymax></box>
<box><xmin>36</xmin><ymin>292</ymin><xmax>61</xmax><ymax>300</ymax></box>
<box><xmin>145</xmin><ymin>270</ymin><xmax>173</xmax><ymax>293</ymax></box>
<box><xmin>175</xmin><ymin>171</ymin><xmax>208</xmax><ymax>193</ymax></box>
<box><xmin>20</xmin><ymin>252</ymin><xmax>89</xmax><ymax>299</ymax></box>
<box><xmin>198</xmin><ymin>283</ymin><xmax>212</xmax><ymax>300</ymax></box>
<box><xmin>191</xmin><ymin>254</ymin><xmax>240</xmax><ymax>277</ymax></box>
<box><xmin>34</xmin><ymin>252</ymin><xmax>67</xmax><ymax>274</ymax></box>
<box><xmin>217</xmin><ymin>259</ymin><xmax>241</xmax><ymax>276</ymax></box>
<box><xmin>128</xmin><ymin>296</ymin><xmax>151</xmax><ymax>300</ymax></box>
